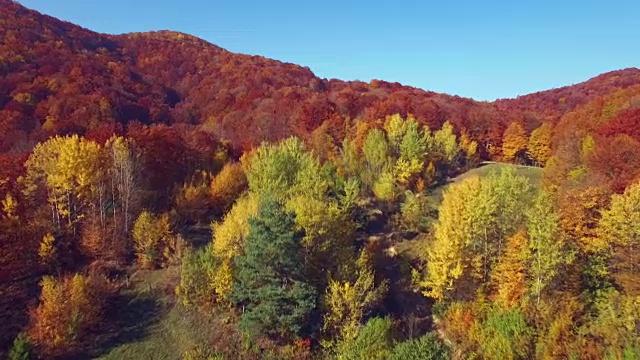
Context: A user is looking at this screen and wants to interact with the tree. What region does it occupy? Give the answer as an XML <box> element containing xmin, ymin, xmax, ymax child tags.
<box><xmin>210</xmin><ymin>162</ymin><xmax>247</xmax><ymax>215</ymax></box>
<box><xmin>492</xmin><ymin>230</ymin><xmax>528</xmax><ymax>309</ymax></box>
<box><xmin>389</xmin><ymin>333</ymin><xmax>450</xmax><ymax>360</ymax></box>
<box><xmin>243</xmin><ymin>137</ymin><xmax>328</xmax><ymax>200</ymax></box>
<box><xmin>502</xmin><ymin>122</ymin><xmax>527</xmax><ymax>162</ymax></box>
<box><xmin>230</xmin><ymin>198</ymin><xmax>316</xmax><ymax>340</ymax></box>
<box><xmin>421</xmin><ymin>168</ymin><xmax>534</xmax><ymax>300</ymax></box>
<box><xmin>24</xmin><ymin>135</ymin><xmax>104</xmax><ymax>233</ymax></box>
<box><xmin>132</xmin><ymin>211</ymin><xmax>172</xmax><ymax>268</ymax></box>
<box><xmin>598</xmin><ymin>181</ymin><xmax>640</xmax><ymax>295</ymax></box>
<box><xmin>335</xmin><ymin>317</ymin><xmax>394</xmax><ymax>360</ymax></box>
<box><xmin>322</xmin><ymin>250</ymin><xmax>388</xmax><ymax>345</ymax></box>
<box><xmin>105</xmin><ymin>136</ymin><xmax>139</xmax><ymax>240</ymax></box>
<box><xmin>526</xmin><ymin>192</ymin><xmax>567</xmax><ymax>307</ymax></box>
<box><xmin>527</xmin><ymin>123</ymin><xmax>553</xmax><ymax>166</ymax></box>
<box><xmin>433</xmin><ymin>121</ymin><xmax>459</xmax><ymax>164</ymax></box>
<box><xmin>421</xmin><ymin>176</ymin><xmax>484</xmax><ymax>300</ymax></box>
<box><xmin>286</xmin><ymin>194</ymin><xmax>356</xmax><ymax>286</ymax></box>
<box><xmin>362</xmin><ymin>128</ymin><xmax>392</xmax><ymax>189</ymax></box>
<box><xmin>175</xmin><ymin>244</ymin><xmax>219</xmax><ymax>307</ymax></box>
<box><xmin>210</xmin><ymin>194</ymin><xmax>260</xmax><ymax>302</ymax></box>
<box><xmin>384</xmin><ymin>114</ymin><xmax>408</xmax><ymax>155</ymax></box>
<box><xmin>478</xmin><ymin>308</ymin><xmax>533</xmax><ymax>360</ymax></box>
<box><xmin>372</xmin><ymin>171</ymin><xmax>397</xmax><ymax>201</ymax></box>
<box><xmin>29</xmin><ymin>274</ymin><xmax>102</xmax><ymax>355</ymax></box>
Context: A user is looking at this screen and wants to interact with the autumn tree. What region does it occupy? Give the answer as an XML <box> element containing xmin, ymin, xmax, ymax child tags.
<box><xmin>362</xmin><ymin>128</ymin><xmax>392</xmax><ymax>190</ymax></box>
<box><xmin>322</xmin><ymin>249</ymin><xmax>388</xmax><ymax>346</ymax></box>
<box><xmin>502</xmin><ymin>122</ymin><xmax>528</xmax><ymax>163</ymax></box>
<box><xmin>24</xmin><ymin>135</ymin><xmax>104</xmax><ymax>234</ymax></box>
<box><xmin>132</xmin><ymin>211</ymin><xmax>172</xmax><ymax>268</ymax></box>
<box><xmin>598</xmin><ymin>181</ymin><xmax>640</xmax><ymax>295</ymax></box>
<box><xmin>492</xmin><ymin>230</ymin><xmax>528</xmax><ymax>309</ymax></box>
<box><xmin>526</xmin><ymin>192</ymin><xmax>567</xmax><ymax>307</ymax></box>
<box><xmin>210</xmin><ymin>162</ymin><xmax>247</xmax><ymax>216</ymax></box>
<box><xmin>230</xmin><ymin>198</ymin><xmax>316</xmax><ymax>340</ymax></box>
<box><xmin>527</xmin><ymin>123</ymin><xmax>553</xmax><ymax>166</ymax></box>
<box><xmin>29</xmin><ymin>274</ymin><xmax>103</xmax><ymax>355</ymax></box>
<box><xmin>209</xmin><ymin>194</ymin><xmax>260</xmax><ymax>304</ymax></box>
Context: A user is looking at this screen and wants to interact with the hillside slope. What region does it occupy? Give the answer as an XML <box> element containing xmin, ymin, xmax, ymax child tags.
<box><xmin>1</xmin><ymin>0</ymin><xmax>639</xmax><ymax>154</ymax></box>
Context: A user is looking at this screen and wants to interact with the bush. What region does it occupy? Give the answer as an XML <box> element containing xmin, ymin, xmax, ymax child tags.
<box><xmin>389</xmin><ymin>332</ymin><xmax>450</xmax><ymax>360</ymax></box>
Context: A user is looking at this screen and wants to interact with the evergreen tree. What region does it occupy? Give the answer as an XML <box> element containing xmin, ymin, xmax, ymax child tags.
<box><xmin>230</xmin><ymin>198</ymin><xmax>317</xmax><ymax>340</ymax></box>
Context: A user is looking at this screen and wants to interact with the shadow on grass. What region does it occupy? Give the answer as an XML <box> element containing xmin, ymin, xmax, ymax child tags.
<box><xmin>73</xmin><ymin>291</ymin><xmax>165</xmax><ymax>359</ymax></box>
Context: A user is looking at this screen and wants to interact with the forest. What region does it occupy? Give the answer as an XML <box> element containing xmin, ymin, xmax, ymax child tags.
<box><xmin>1</xmin><ymin>0</ymin><xmax>640</xmax><ymax>359</ymax></box>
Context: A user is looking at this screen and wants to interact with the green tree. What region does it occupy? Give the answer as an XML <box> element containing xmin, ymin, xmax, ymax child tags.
<box><xmin>243</xmin><ymin>137</ymin><xmax>329</xmax><ymax>200</ymax></box>
<box><xmin>175</xmin><ymin>244</ymin><xmax>219</xmax><ymax>307</ymax></box>
<box><xmin>526</xmin><ymin>192</ymin><xmax>567</xmax><ymax>307</ymax></box>
<box><xmin>9</xmin><ymin>333</ymin><xmax>33</xmax><ymax>360</ymax></box>
<box><xmin>433</xmin><ymin>121</ymin><xmax>459</xmax><ymax>163</ymax></box>
<box><xmin>230</xmin><ymin>198</ymin><xmax>316</xmax><ymax>339</ymax></box>
<box><xmin>362</xmin><ymin>128</ymin><xmax>392</xmax><ymax>189</ymax></box>
<box><xmin>132</xmin><ymin>211</ymin><xmax>172</xmax><ymax>268</ymax></box>
<box><xmin>389</xmin><ymin>333</ymin><xmax>450</xmax><ymax>360</ymax></box>
<box><xmin>478</xmin><ymin>308</ymin><xmax>533</xmax><ymax>360</ymax></box>
<box><xmin>336</xmin><ymin>317</ymin><xmax>394</xmax><ymax>360</ymax></box>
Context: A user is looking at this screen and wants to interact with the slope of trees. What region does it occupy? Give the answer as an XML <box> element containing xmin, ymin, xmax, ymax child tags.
<box><xmin>2</xmin><ymin>1</ymin><xmax>640</xmax><ymax>358</ymax></box>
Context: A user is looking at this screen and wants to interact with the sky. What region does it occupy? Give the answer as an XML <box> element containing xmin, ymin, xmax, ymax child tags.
<box><xmin>18</xmin><ymin>0</ymin><xmax>640</xmax><ymax>101</ymax></box>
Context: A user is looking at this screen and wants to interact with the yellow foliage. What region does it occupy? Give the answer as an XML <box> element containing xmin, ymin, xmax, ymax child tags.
<box><xmin>39</xmin><ymin>233</ymin><xmax>56</xmax><ymax>266</ymax></box>
<box><xmin>1</xmin><ymin>192</ymin><xmax>18</xmax><ymax>220</ymax></box>
<box><xmin>132</xmin><ymin>211</ymin><xmax>172</xmax><ymax>268</ymax></box>
<box><xmin>502</xmin><ymin>122</ymin><xmax>528</xmax><ymax>162</ymax></box>
<box><xmin>210</xmin><ymin>194</ymin><xmax>259</xmax><ymax>301</ymax></box>
<box><xmin>322</xmin><ymin>250</ymin><xmax>388</xmax><ymax>345</ymax></box>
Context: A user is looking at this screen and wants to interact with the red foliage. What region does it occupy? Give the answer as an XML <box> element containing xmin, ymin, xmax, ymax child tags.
<box><xmin>587</xmin><ymin>134</ymin><xmax>640</xmax><ymax>193</ymax></box>
<box><xmin>598</xmin><ymin>108</ymin><xmax>640</xmax><ymax>142</ymax></box>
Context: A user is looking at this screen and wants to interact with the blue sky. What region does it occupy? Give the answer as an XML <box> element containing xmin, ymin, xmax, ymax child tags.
<box><xmin>19</xmin><ymin>0</ymin><xmax>640</xmax><ymax>100</ymax></box>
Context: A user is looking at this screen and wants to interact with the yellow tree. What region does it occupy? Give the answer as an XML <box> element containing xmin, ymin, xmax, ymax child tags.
<box><xmin>527</xmin><ymin>123</ymin><xmax>553</xmax><ymax>166</ymax></box>
<box><xmin>24</xmin><ymin>135</ymin><xmax>104</xmax><ymax>233</ymax></box>
<box><xmin>421</xmin><ymin>176</ymin><xmax>484</xmax><ymax>300</ymax></box>
<box><xmin>322</xmin><ymin>250</ymin><xmax>388</xmax><ymax>347</ymax></box>
<box><xmin>210</xmin><ymin>193</ymin><xmax>260</xmax><ymax>302</ymax></box>
<box><xmin>502</xmin><ymin>122</ymin><xmax>528</xmax><ymax>162</ymax></box>
<box><xmin>598</xmin><ymin>181</ymin><xmax>640</xmax><ymax>295</ymax></box>
<box><xmin>210</xmin><ymin>162</ymin><xmax>247</xmax><ymax>215</ymax></box>
<box><xmin>132</xmin><ymin>211</ymin><xmax>172</xmax><ymax>268</ymax></box>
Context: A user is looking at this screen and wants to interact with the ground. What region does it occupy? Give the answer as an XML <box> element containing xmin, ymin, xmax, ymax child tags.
<box><xmin>93</xmin><ymin>267</ymin><xmax>239</xmax><ymax>360</ymax></box>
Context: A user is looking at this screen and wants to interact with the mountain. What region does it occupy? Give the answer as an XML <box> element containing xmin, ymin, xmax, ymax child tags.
<box><xmin>1</xmin><ymin>0</ymin><xmax>639</xmax><ymax>155</ymax></box>
<box><xmin>494</xmin><ymin>68</ymin><xmax>640</xmax><ymax>122</ymax></box>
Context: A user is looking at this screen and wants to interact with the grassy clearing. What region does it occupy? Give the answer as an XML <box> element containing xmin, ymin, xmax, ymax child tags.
<box><xmin>429</xmin><ymin>162</ymin><xmax>543</xmax><ymax>204</ymax></box>
<box><xmin>94</xmin><ymin>267</ymin><xmax>239</xmax><ymax>360</ymax></box>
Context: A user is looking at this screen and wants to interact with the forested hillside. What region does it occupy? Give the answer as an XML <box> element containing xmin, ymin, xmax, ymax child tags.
<box><xmin>1</xmin><ymin>1</ymin><xmax>639</xmax><ymax>359</ymax></box>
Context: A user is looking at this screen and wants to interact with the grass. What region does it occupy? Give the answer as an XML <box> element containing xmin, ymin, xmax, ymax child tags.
<box><xmin>453</xmin><ymin>162</ymin><xmax>542</xmax><ymax>187</ymax></box>
<box><xmin>93</xmin><ymin>267</ymin><xmax>238</xmax><ymax>360</ymax></box>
